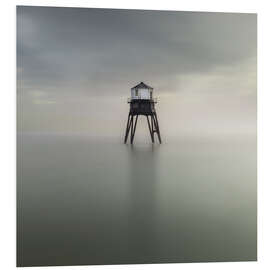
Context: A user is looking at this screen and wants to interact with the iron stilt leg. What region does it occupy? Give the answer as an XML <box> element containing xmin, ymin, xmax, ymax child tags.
<box><xmin>146</xmin><ymin>115</ymin><xmax>154</xmax><ymax>143</ymax></box>
<box><xmin>153</xmin><ymin>113</ymin><xmax>162</xmax><ymax>143</ymax></box>
<box><xmin>131</xmin><ymin>115</ymin><xmax>138</xmax><ymax>144</ymax></box>
<box><xmin>124</xmin><ymin>114</ymin><xmax>132</xmax><ymax>143</ymax></box>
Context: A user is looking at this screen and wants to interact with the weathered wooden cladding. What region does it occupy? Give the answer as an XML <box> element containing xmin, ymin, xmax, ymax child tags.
<box><xmin>130</xmin><ymin>99</ymin><xmax>156</xmax><ymax>115</ymax></box>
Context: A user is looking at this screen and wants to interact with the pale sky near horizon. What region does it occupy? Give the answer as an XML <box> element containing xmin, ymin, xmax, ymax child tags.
<box><xmin>17</xmin><ymin>6</ymin><xmax>257</xmax><ymax>139</ymax></box>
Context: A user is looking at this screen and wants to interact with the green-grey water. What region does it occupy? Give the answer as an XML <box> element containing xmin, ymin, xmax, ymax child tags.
<box><xmin>17</xmin><ymin>134</ymin><xmax>256</xmax><ymax>266</ymax></box>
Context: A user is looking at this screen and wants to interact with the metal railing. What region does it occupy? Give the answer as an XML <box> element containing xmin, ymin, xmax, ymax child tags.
<box><xmin>127</xmin><ymin>97</ymin><xmax>157</xmax><ymax>103</ymax></box>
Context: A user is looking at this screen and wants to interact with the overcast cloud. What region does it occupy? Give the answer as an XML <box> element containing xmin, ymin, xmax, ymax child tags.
<box><xmin>17</xmin><ymin>7</ymin><xmax>256</xmax><ymax>138</ymax></box>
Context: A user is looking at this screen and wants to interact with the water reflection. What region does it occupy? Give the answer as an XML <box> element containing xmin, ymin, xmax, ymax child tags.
<box><xmin>125</xmin><ymin>144</ymin><xmax>160</xmax><ymax>262</ymax></box>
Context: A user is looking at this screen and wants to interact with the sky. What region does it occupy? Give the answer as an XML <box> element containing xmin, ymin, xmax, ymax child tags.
<box><xmin>17</xmin><ymin>6</ymin><xmax>257</xmax><ymax>139</ymax></box>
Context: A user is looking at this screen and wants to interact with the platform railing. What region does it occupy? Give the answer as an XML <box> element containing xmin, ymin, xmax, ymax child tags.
<box><xmin>127</xmin><ymin>97</ymin><xmax>157</xmax><ymax>103</ymax></box>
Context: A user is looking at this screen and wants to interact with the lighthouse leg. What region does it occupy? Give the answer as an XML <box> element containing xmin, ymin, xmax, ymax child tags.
<box><xmin>146</xmin><ymin>116</ymin><xmax>154</xmax><ymax>143</ymax></box>
<box><xmin>124</xmin><ymin>114</ymin><xmax>132</xmax><ymax>143</ymax></box>
<box><xmin>153</xmin><ymin>113</ymin><xmax>162</xmax><ymax>144</ymax></box>
<box><xmin>131</xmin><ymin>115</ymin><xmax>138</xmax><ymax>144</ymax></box>
<box><xmin>130</xmin><ymin>116</ymin><xmax>134</xmax><ymax>144</ymax></box>
<box><xmin>151</xmin><ymin>115</ymin><xmax>155</xmax><ymax>143</ymax></box>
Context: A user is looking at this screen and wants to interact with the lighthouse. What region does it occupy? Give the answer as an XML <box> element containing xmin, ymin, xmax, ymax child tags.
<box><xmin>124</xmin><ymin>82</ymin><xmax>162</xmax><ymax>144</ymax></box>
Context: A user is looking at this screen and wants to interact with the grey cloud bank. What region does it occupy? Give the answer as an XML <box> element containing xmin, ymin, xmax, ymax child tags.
<box><xmin>17</xmin><ymin>6</ymin><xmax>256</xmax><ymax>137</ymax></box>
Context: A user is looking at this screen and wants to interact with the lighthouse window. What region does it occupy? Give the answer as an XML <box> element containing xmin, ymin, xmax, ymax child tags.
<box><xmin>135</xmin><ymin>89</ymin><xmax>138</xmax><ymax>96</ymax></box>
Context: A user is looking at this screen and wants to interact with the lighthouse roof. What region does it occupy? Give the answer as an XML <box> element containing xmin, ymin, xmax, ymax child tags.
<box><xmin>131</xmin><ymin>82</ymin><xmax>153</xmax><ymax>90</ymax></box>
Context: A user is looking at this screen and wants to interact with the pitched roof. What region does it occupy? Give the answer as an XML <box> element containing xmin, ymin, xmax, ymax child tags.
<box><xmin>131</xmin><ymin>82</ymin><xmax>153</xmax><ymax>90</ymax></box>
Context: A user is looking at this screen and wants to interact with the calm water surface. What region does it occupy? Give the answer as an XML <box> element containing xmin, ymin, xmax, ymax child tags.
<box><xmin>17</xmin><ymin>134</ymin><xmax>256</xmax><ymax>266</ymax></box>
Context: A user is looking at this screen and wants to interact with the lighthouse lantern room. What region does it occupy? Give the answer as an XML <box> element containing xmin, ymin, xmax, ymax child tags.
<box><xmin>131</xmin><ymin>82</ymin><xmax>153</xmax><ymax>100</ymax></box>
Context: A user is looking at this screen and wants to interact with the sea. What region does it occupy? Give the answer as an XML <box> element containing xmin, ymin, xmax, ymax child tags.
<box><xmin>17</xmin><ymin>133</ymin><xmax>256</xmax><ymax>266</ymax></box>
